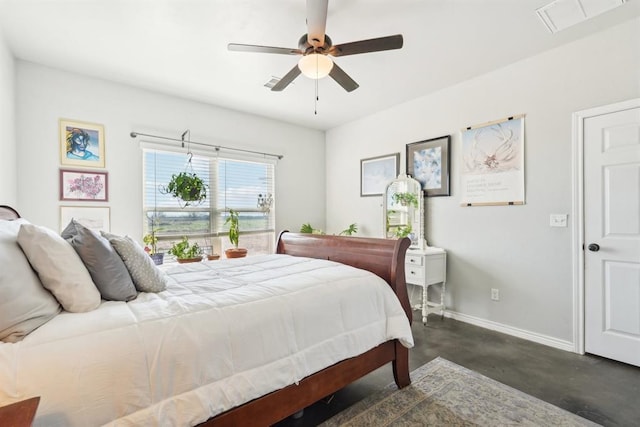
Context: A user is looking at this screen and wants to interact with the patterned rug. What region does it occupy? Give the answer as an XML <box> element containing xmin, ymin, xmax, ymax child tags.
<box><xmin>321</xmin><ymin>357</ymin><xmax>599</xmax><ymax>426</ymax></box>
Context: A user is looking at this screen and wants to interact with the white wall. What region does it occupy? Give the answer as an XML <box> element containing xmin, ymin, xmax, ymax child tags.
<box><xmin>326</xmin><ymin>19</ymin><xmax>640</xmax><ymax>345</ymax></box>
<box><xmin>0</xmin><ymin>26</ymin><xmax>16</xmax><ymax>206</ymax></box>
<box><xmin>15</xmin><ymin>62</ymin><xmax>325</xmax><ymax>239</ymax></box>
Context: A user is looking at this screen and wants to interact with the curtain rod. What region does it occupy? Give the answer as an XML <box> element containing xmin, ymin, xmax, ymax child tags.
<box><xmin>129</xmin><ymin>131</ymin><xmax>284</xmax><ymax>160</ymax></box>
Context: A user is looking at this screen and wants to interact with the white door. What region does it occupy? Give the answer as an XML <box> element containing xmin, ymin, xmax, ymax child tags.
<box><xmin>584</xmin><ymin>100</ymin><xmax>640</xmax><ymax>367</ymax></box>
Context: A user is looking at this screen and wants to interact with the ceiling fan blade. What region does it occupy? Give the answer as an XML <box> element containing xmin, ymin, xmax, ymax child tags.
<box><xmin>271</xmin><ymin>65</ymin><xmax>302</xmax><ymax>91</ymax></box>
<box><xmin>306</xmin><ymin>0</ymin><xmax>328</xmax><ymax>48</ymax></box>
<box><xmin>329</xmin><ymin>62</ymin><xmax>359</xmax><ymax>92</ymax></box>
<box><xmin>228</xmin><ymin>43</ymin><xmax>302</xmax><ymax>55</ymax></box>
<box><xmin>328</xmin><ymin>34</ymin><xmax>403</xmax><ymax>57</ymax></box>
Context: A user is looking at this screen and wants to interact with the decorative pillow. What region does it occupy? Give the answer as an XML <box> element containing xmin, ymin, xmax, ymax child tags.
<box><xmin>0</xmin><ymin>219</ymin><xmax>61</xmax><ymax>342</ymax></box>
<box><xmin>101</xmin><ymin>232</ymin><xmax>168</xmax><ymax>293</ymax></box>
<box><xmin>61</xmin><ymin>219</ymin><xmax>137</xmax><ymax>302</ymax></box>
<box><xmin>18</xmin><ymin>223</ymin><xmax>101</xmax><ymax>312</ymax></box>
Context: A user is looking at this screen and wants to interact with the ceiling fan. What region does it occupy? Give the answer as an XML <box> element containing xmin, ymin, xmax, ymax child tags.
<box><xmin>227</xmin><ymin>0</ymin><xmax>403</xmax><ymax>92</ymax></box>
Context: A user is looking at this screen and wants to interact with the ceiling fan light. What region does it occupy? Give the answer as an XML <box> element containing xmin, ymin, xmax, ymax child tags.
<box><xmin>298</xmin><ymin>54</ymin><xmax>333</xmax><ymax>79</ymax></box>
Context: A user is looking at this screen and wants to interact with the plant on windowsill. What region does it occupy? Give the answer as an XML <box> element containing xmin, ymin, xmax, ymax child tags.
<box><xmin>168</xmin><ymin>236</ymin><xmax>203</xmax><ymax>263</ymax></box>
<box><xmin>224</xmin><ymin>209</ymin><xmax>247</xmax><ymax>258</ymax></box>
<box><xmin>162</xmin><ymin>172</ymin><xmax>207</xmax><ymax>207</ymax></box>
<box><xmin>143</xmin><ymin>230</ymin><xmax>164</xmax><ymax>265</ymax></box>
<box><xmin>203</xmin><ymin>234</ymin><xmax>220</xmax><ymax>261</ymax></box>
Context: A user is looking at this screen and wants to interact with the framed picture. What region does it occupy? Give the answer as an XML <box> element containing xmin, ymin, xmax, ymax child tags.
<box><xmin>407</xmin><ymin>135</ymin><xmax>451</xmax><ymax>197</ymax></box>
<box><xmin>59</xmin><ymin>119</ymin><xmax>105</xmax><ymax>168</ymax></box>
<box><xmin>60</xmin><ymin>206</ymin><xmax>110</xmax><ymax>233</ymax></box>
<box><xmin>59</xmin><ymin>169</ymin><xmax>108</xmax><ymax>201</ymax></box>
<box><xmin>360</xmin><ymin>153</ymin><xmax>400</xmax><ymax>197</ymax></box>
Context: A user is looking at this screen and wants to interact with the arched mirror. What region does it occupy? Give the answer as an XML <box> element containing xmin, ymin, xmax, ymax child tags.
<box><xmin>383</xmin><ymin>174</ymin><xmax>426</xmax><ymax>250</ymax></box>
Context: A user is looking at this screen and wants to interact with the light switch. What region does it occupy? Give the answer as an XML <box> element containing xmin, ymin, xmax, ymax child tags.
<box><xmin>550</xmin><ymin>214</ymin><xmax>568</xmax><ymax>227</ymax></box>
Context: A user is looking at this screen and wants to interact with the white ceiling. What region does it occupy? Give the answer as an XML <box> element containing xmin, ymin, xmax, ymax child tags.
<box><xmin>0</xmin><ymin>0</ymin><xmax>637</xmax><ymax>131</ymax></box>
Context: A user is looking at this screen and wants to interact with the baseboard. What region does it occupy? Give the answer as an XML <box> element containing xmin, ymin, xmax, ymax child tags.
<box><xmin>443</xmin><ymin>310</ymin><xmax>575</xmax><ymax>353</ymax></box>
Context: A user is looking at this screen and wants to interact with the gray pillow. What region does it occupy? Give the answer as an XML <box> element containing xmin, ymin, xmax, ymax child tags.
<box><xmin>61</xmin><ymin>219</ymin><xmax>137</xmax><ymax>301</ymax></box>
<box><xmin>101</xmin><ymin>232</ymin><xmax>168</xmax><ymax>293</ymax></box>
<box><xmin>0</xmin><ymin>219</ymin><xmax>61</xmax><ymax>342</ymax></box>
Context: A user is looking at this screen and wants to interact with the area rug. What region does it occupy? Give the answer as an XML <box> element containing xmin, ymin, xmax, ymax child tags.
<box><xmin>321</xmin><ymin>357</ymin><xmax>599</xmax><ymax>426</ymax></box>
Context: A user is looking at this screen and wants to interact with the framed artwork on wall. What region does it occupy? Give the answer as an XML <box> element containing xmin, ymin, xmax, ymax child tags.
<box><xmin>59</xmin><ymin>169</ymin><xmax>108</xmax><ymax>201</ymax></box>
<box><xmin>360</xmin><ymin>153</ymin><xmax>400</xmax><ymax>197</ymax></box>
<box><xmin>59</xmin><ymin>119</ymin><xmax>105</xmax><ymax>168</ymax></box>
<box><xmin>60</xmin><ymin>206</ymin><xmax>110</xmax><ymax>233</ymax></box>
<box><xmin>459</xmin><ymin>115</ymin><xmax>525</xmax><ymax>206</ymax></box>
<box><xmin>406</xmin><ymin>135</ymin><xmax>451</xmax><ymax>197</ymax></box>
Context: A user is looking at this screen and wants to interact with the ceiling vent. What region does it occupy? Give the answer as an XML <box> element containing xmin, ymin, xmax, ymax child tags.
<box><xmin>264</xmin><ymin>77</ymin><xmax>281</xmax><ymax>89</ymax></box>
<box><xmin>536</xmin><ymin>0</ymin><xmax>626</xmax><ymax>33</ymax></box>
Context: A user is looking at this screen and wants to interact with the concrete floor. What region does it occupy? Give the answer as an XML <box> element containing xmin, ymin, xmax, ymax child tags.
<box><xmin>276</xmin><ymin>313</ymin><xmax>640</xmax><ymax>426</ymax></box>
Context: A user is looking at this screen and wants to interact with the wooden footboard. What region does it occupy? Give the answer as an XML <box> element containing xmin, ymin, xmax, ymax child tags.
<box><xmin>276</xmin><ymin>231</ymin><xmax>412</xmax><ymax>323</ymax></box>
<box><xmin>204</xmin><ymin>232</ymin><xmax>412</xmax><ymax>426</ymax></box>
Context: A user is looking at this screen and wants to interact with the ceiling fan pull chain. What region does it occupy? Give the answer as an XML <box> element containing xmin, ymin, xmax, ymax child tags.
<box><xmin>314</xmin><ymin>78</ymin><xmax>318</xmax><ymax>115</ymax></box>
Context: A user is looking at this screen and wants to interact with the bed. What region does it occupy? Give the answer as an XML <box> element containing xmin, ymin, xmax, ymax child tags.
<box><xmin>0</xmin><ymin>206</ymin><xmax>413</xmax><ymax>426</ymax></box>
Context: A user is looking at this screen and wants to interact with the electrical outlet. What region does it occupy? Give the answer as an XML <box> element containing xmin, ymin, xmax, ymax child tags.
<box><xmin>491</xmin><ymin>288</ymin><xmax>500</xmax><ymax>301</ymax></box>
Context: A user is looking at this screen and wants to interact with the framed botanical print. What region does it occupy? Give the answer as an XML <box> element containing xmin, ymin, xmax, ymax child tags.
<box><xmin>460</xmin><ymin>115</ymin><xmax>525</xmax><ymax>206</ymax></box>
<box><xmin>59</xmin><ymin>169</ymin><xmax>108</xmax><ymax>201</ymax></box>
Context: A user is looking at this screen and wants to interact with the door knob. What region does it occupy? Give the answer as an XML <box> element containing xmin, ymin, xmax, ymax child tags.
<box><xmin>588</xmin><ymin>243</ymin><xmax>600</xmax><ymax>252</ymax></box>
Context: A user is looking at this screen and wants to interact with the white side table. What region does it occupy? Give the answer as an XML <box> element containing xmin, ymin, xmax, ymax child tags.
<box><xmin>405</xmin><ymin>247</ymin><xmax>447</xmax><ymax>324</ymax></box>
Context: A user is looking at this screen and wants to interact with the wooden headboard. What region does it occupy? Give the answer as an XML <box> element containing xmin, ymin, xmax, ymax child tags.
<box><xmin>276</xmin><ymin>231</ymin><xmax>412</xmax><ymax>323</ymax></box>
<box><xmin>0</xmin><ymin>205</ymin><xmax>20</xmax><ymax>221</ymax></box>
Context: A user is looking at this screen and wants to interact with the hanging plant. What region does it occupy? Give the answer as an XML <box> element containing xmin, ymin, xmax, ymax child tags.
<box><xmin>161</xmin><ymin>172</ymin><xmax>207</xmax><ymax>207</ymax></box>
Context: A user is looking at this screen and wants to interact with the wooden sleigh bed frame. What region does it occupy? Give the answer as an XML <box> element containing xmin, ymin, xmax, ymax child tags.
<box><xmin>0</xmin><ymin>206</ymin><xmax>412</xmax><ymax>426</ymax></box>
<box><xmin>205</xmin><ymin>231</ymin><xmax>413</xmax><ymax>426</ymax></box>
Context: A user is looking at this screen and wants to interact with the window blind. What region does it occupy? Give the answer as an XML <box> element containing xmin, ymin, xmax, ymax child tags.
<box><xmin>143</xmin><ymin>147</ymin><xmax>275</xmax><ymax>257</ymax></box>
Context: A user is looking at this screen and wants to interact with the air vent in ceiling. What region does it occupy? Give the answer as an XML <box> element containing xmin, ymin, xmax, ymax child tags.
<box><xmin>536</xmin><ymin>0</ymin><xmax>626</xmax><ymax>33</ymax></box>
<box><xmin>264</xmin><ymin>77</ymin><xmax>281</xmax><ymax>89</ymax></box>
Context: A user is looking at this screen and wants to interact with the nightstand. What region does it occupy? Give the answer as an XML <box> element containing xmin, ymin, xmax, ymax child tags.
<box><xmin>405</xmin><ymin>247</ymin><xmax>447</xmax><ymax>324</ymax></box>
<box><xmin>0</xmin><ymin>396</ymin><xmax>40</xmax><ymax>427</ymax></box>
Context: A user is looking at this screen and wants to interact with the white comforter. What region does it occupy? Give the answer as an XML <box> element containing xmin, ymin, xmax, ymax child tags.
<box><xmin>0</xmin><ymin>254</ymin><xmax>413</xmax><ymax>426</ymax></box>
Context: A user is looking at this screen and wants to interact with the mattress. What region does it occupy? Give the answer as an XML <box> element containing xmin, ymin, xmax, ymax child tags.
<box><xmin>0</xmin><ymin>254</ymin><xmax>414</xmax><ymax>426</ymax></box>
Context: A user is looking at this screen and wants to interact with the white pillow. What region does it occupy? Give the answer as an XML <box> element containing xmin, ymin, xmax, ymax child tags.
<box><xmin>101</xmin><ymin>232</ymin><xmax>168</xmax><ymax>293</ymax></box>
<box><xmin>0</xmin><ymin>219</ymin><xmax>61</xmax><ymax>342</ymax></box>
<box><xmin>18</xmin><ymin>223</ymin><xmax>101</xmax><ymax>313</ymax></box>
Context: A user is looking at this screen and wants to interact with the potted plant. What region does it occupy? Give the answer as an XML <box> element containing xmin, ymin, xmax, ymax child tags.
<box><xmin>143</xmin><ymin>230</ymin><xmax>164</xmax><ymax>265</ymax></box>
<box><xmin>300</xmin><ymin>223</ymin><xmax>358</xmax><ymax>236</ymax></box>
<box><xmin>225</xmin><ymin>209</ymin><xmax>247</xmax><ymax>258</ymax></box>
<box><xmin>168</xmin><ymin>236</ymin><xmax>203</xmax><ymax>263</ymax></box>
<box><xmin>339</xmin><ymin>223</ymin><xmax>358</xmax><ymax>236</ymax></box>
<box><xmin>300</xmin><ymin>223</ymin><xmax>324</xmax><ymax>234</ymax></box>
<box><xmin>202</xmin><ymin>234</ymin><xmax>220</xmax><ymax>261</ymax></box>
<box><xmin>392</xmin><ymin>192</ymin><xmax>419</xmax><ymax>208</ymax></box>
<box><xmin>162</xmin><ymin>172</ymin><xmax>207</xmax><ymax>207</ymax></box>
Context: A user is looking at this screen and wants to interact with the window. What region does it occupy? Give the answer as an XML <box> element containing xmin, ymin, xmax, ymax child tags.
<box><xmin>143</xmin><ymin>147</ymin><xmax>275</xmax><ymax>258</ymax></box>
